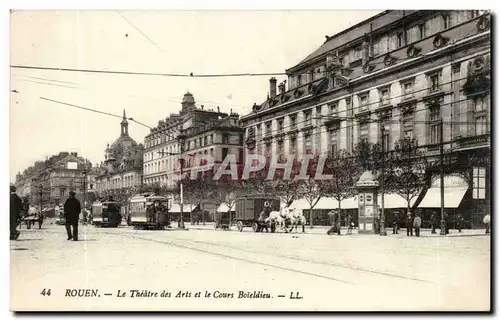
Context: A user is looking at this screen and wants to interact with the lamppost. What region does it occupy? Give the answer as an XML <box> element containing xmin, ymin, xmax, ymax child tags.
<box><xmin>379</xmin><ymin>124</ymin><xmax>387</xmax><ymax>236</ymax></box>
<box><xmin>177</xmin><ymin>134</ymin><xmax>186</xmax><ymax>229</ymax></box>
<box><xmin>439</xmin><ymin>118</ymin><xmax>447</xmax><ymax>235</ymax></box>
<box><xmin>82</xmin><ymin>170</ymin><xmax>87</xmax><ymax>211</ymax></box>
<box><xmin>38</xmin><ymin>183</ymin><xmax>43</xmax><ymax>215</ymax></box>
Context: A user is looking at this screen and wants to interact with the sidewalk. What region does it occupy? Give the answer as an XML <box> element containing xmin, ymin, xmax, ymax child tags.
<box><xmin>184</xmin><ymin>222</ymin><xmax>489</xmax><ymax>237</ymax></box>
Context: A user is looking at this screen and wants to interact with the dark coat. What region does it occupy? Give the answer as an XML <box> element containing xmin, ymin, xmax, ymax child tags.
<box><xmin>64</xmin><ymin>196</ymin><xmax>81</xmax><ymax>223</ymax></box>
<box><xmin>10</xmin><ymin>192</ymin><xmax>22</xmax><ymax>222</ymax></box>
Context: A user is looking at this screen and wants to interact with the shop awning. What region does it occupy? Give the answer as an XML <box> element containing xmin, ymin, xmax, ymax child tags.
<box><xmin>378</xmin><ymin>194</ymin><xmax>416</xmax><ymax>209</ymax></box>
<box><xmin>417</xmin><ymin>187</ymin><xmax>468</xmax><ymax>208</ymax></box>
<box><xmin>314</xmin><ymin>197</ymin><xmax>358</xmax><ymax>210</ymax></box>
<box><xmin>217</xmin><ymin>203</ymin><xmax>235</xmax><ymax>213</ymax></box>
<box><xmin>289</xmin><ymin>198</ymin><xmax>317</xmax><ymax>210</ymax></box>
<box><xmin>417</xmin><ymin>174</ymin><xmax>469</xmax><ymax>208</ymax></box>
<box><xmin>169</xmin><ymin>204</ymin><xmax>199</xmax><ymax>213</ymax></box>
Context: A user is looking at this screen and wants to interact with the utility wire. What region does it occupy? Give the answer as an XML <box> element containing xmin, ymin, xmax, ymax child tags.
<box><xmin>9</xmin><ymin>44</ymin><xmax>490</xmax><ymax>79</ymax></box>
<box><xmin>10</xmin><ymin>65</ymin><xmax>287</xmax><ymax>77</ymax></box>
<box><xmin>116</xmin><ymin>11</ymin><xmax>165</xmax><ymax>53</ymax></box>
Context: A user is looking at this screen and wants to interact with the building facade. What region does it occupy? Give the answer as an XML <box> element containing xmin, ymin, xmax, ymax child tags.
<box><xmin>14</xmin><ymin>152</ymin><xmax>93</xmax><ymax>209</ymax></box>
<box><xmin>95</xmin><ymin>110</ymin><xmax>144</xmax><ymax>200</ymax></box>
<box><xmin>143</xmin><ymin>92</ymin><xmax>244</xmax><ymax>189</ymax></box>
<box><xmin>240</xmin><ymin>10</ymin><xmax>490</xmax><ymax>227</ymax></box>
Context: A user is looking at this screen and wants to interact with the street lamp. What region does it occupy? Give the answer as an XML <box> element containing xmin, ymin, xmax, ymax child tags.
<box><xmin>39</xmin><ymin>184</ymin><xmax>43</xmax><ymax>214</ymax></box>
<box><xmin>177</xmin><ymin>134</ymin><xmax>186</xmax><ymax>229</ymax></box>
<box><xmin>82</xmin><ymin>170</ymin><xmax>87</xmax><ymax>211</ymax></box>
<box><xmin>439</xmin><ymin>118</ymin><xmax>447</xmax><ymax>235</ymax></box>
<box><xmin>379</xmin><ymin>124</ymin><xmax>387</xmax><ymax>236</ymax></box>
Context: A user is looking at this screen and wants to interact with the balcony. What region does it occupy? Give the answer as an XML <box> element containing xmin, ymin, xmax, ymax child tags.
<box><xmin>456</xmin><ymin>133</ymin><xmax>491</xmax><ymax>149</ymax></box>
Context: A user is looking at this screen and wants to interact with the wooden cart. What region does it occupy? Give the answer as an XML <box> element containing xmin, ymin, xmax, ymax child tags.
<box><xmin>234</xmin><ymin>196</ymin><xmax>280</xmax><ymax>233</ymax></box>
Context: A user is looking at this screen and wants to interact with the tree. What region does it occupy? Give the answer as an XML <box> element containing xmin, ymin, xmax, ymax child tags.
<box><xmin>323</xmin><ymin>149</ymin><xmax>359</xmax><ymax>223</ymax></box>
<box><xmin>178</xmin><ymin>172</ymin><xmax>212</xmax><ymax>224</ymax></box>
<box><xmin>389</xmin><ymin>137</ymin><xmax>428</xmax><ymax>215</ymax></box>
<box><xmin>272</xmin><ymin>157</ymin><xmax>302</xmax><ymax>207</ymax></box>
<box><xmin>295</xmin><ymin>154</ymin><xmax>327</xmax><ymax>228</ymax></box>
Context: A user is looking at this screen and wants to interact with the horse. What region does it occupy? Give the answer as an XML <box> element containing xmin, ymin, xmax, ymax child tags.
<box><xmin>288</xmin><ymin>208</ymin><xmax>306</xmax><ymax>233</ymax></box>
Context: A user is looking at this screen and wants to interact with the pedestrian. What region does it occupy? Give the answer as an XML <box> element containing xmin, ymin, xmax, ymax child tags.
<box><xmin>430</xmin><ymin>211</ymin><xmax>436</xmax><ymax>234</ymax></box>
<box><xmin>347</xmin><ymin>214</ymin><xmax>353</xmax><ymax>235</ymax></box>
<box><xmin>327</xmin><ymin>210</ymin><xmax>338</xmax><ymax>235</ymax></box>
<box><xmin>10</xmin><ymin>185</ymin><xmax>22</xmax><ymax>241</ymax></box>
<box><xmin>456</xmin><ymin>213</ymin><xmax>464</xmax><ymax>233</ymax></box>
<box><xmin>483</xmin><ymin>214</ymin><xmax>490</xmax><ymax>234</ymax></box>
<box><xmin>392</xmin><ymin>212</ymin><xmax>399</xmax><ymax>234</ymax></box>
<box><xmin>406</xmin><ymin>211</ymin><xmax>413</xmax><ymax>236</ymax></box>
<box><xmin>413</xmin><ymin>213</ymin><xmax>422</xmax><ymax>237</ymax></box>
<box><xmin>443</xmin><ymin>212</ymin><xmax>449</xmax><ymax>234</ymax></box>
<box><xmin>64</xmin><ymin>191</ymin><xmax>81</xmax><ymax>241</ymax></box>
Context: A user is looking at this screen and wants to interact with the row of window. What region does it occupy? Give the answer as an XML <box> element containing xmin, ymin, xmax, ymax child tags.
<box><xmin>251</xmin><ymin>95</ymin><xmax>488</xmax><ymax>157</ymax></box>
<box><xmin>288</xmin><ymin>10</ymin><xmax>485</xmax><ymax>91</ymax></box>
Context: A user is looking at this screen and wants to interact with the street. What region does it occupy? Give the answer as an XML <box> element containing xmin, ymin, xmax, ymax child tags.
<box><xmin>10</xmin><ymin>220</ymin><xmax>490</xmax><ymax>311</ymax></box>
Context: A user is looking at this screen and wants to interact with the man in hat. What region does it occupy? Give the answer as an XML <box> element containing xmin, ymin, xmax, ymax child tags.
<box><xmin>430</xmin><ymin>211</ymin><xmax>438</xmax><ymax>234</ymax></box>
<box><xmin>64</xmin><ymin>191</ymin><xmax>81</xmax><ymax>241</ymax></box>
<box><xmin>10</xmin><ymin>185</ymin><xmax>22</xmax><ymax>240</ymax></box>
<box><xmin>406</xmin><ymin>211</ymin><xmax>413</xmax><ymax>237</ymax></box>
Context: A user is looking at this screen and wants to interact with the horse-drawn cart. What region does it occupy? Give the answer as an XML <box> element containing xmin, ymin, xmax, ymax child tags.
<box><xmin>234</xmin><ymin>196</ymin><xmax>280</xmax><ymax>233</ymax></box>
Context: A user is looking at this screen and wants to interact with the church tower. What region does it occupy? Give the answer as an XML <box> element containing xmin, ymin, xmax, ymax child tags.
<box><xmin>121</xmin><ymin>109</ymin><xmax>129</xmax><ymax>136</ymax></box>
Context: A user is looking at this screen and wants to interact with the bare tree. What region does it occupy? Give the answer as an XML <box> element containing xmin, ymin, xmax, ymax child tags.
<box><xmin>389</xmin><ymin>137</ymin><xmax>428</xmax><ymax>215</ymax></box>
<box><xmin>323</xmin><ymin>149</ymin><xmax>359</xmax><ymax>223</ymax></box>
<box><xmin>295</xmin><ymin>155</ymin><xmax>326</xmax><ymax>228</ymax></box>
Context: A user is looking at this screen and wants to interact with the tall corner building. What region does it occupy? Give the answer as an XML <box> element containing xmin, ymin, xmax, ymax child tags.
<box><xmin>240</xmin><ymin>10</ymin><xmax>490</xmax><ymax>227</ymax></box>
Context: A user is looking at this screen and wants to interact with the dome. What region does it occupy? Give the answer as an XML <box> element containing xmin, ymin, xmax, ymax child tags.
<box><xmin>182</xmin><ymin>91</ymin><xmax>195</xmax><ymax>104</ymax></box>
<box><xmin>358</xmin><ymin>170</ymin><xmax>375</xmax><ymax>182</ymax></box>
<box><xmin>109</xmin><ymin>135</ymin><xmax>138</xmax><ymax>156</ymax></box>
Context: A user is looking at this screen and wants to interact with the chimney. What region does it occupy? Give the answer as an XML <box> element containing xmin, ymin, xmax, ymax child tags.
<box><xmin>217</xmin><ymin>106</ymin><xmax>220</xmax><ymax>113</ymax></box>
<box><xmin>201</xmin><ymin>105</ymin><xmax>204</xmax><ymax>110</ymax></box>
<box><xmin>269</xmin><ymin>77</ymin><xmax>277</xmax><ymax>98</ymax></box>
<box><xmin>278</xmin><ymin>81</ymin><xmax>286</xmax><ymax>94</ymax></box>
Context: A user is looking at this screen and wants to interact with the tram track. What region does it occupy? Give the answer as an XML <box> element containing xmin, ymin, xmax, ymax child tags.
<box><xmin>104</xmin><ymin>229</ymin><xmax>434</xmax><ymax>285</ymax></box>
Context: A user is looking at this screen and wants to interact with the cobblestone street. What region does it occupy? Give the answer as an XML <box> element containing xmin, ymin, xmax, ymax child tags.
<box><xmin>10</xmin><ymin>220</ymin><xmax>490</xmax><ymax>311</ymax></box>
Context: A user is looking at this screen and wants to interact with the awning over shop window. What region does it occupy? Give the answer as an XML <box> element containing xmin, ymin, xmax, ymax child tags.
<box><xmin>217</xmin><ymin>203</ymin><xmax>235</xmax><ymax>213</ymax></box>
<box><xmin>289</xmin><ymin>198</ymin><xmax>317</xmax><ymax>210</ymax></box>
<box><xmin>417</xmin><ymin>188</ymin><xmax>468</xmax><ymax>208</ymax></box>
<box><xmin>418</xmin><ymin>175</ymin><xmax>469</xmax><ymax>208</ymax></box>
<box><xmin>378</xmin><ymin>194</ymin><xmax>416</xmax><ymax>209</ymax></box>
<box><xmin>314</xmin><ymin>197</ymin><xmax>358</xmax><ymax>210</ymax></box>
<box><xmin>169</xmin><ymin>204</ymin><xmax>199</xmax><ymax>213</ymax></box>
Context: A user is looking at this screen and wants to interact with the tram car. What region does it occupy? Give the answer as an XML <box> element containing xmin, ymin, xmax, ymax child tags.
<box><xmin>129</xmin><ymin>194</ymin><xmax>171</xmax><ymax>230</ymax></box>
<box><xmin>91</xmin><ymin>201</ymin><xmax>122</xmax><ymax>227</ymax></box>
<box><xmin>234</xmin><ymin>196</ymin><xmax>281</xmax><ymax>233</ymax></box>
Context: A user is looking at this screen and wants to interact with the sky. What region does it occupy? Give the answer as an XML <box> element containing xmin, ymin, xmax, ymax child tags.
<box><xmin>9</xmin><ymin>10</ymin><xmax>381</xmax><ymax>182</ymax></box>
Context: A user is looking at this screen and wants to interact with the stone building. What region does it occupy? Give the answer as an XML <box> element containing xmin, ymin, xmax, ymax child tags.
<box><xmin>143</xmin><ymin>92</ymin><xmax>244</xmax><ymax>189</ymax></box>
<box><xmin>14</xmin><ymin>152</ymin><xmax>92</xmax><ymax>209</ymax></box>
<box><xmin>95</xmin><ymin>110</ymin><xmax>144</xmax><ymax>199</ymax></box>
<box><xmin>240</xmin><ymin>10</ymin><xmax>490</xmax><ymax>227</ymax></box>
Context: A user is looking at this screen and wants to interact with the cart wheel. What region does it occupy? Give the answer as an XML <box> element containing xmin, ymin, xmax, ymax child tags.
<box><xmin>252</xmin><ymin>222</ymin><xmax>259</xmax><ymax>232</ymax></box>
<box><xmin>270</xmin><ymin>223</ymin><xmax>276</xmax><ymax>233</ymax></box>
<box><xmin>237</xmin><ymin>221</ymin><xmax>243</xmax><ymax>232</ymax></box>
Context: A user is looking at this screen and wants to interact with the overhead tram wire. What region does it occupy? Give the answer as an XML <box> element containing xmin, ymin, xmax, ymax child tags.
<box><xmin>116</xmin><ymin>11</ymin><xmax>165</xmax><ymax>53</ymax></box>
<box><xmin>10</xmin><ymin>65</ymin><xmax>288</xmax><ymax>77</ymax></box>
<box><xmin>39</xmin><ymin>97</ymin><xmax>153</xmax><ymax>130</ymax></box>
<box><xmin>9</xmin><ymin>43</ymin><xmax>490</xmax><ymax>78</ymax></box>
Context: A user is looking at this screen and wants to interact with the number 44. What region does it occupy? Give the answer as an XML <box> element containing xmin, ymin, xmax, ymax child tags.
<box><xmin>40</xmin><ymin>289</ymin><xmax>51</xmax><ymax>296</ymax></box>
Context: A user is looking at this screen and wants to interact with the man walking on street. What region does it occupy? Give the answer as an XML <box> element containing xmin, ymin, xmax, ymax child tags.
<box><xmin>392</xmin><ymin>212</ymin><xmax>399</xmax><ymax>234</ymax></box>
<box><xmin>430</xmin><ymin>211</ymin><xmax>437</xmax><ymax>234</ymax></box>
<box><xmin>347</xmin><ymin>214</ymin><xmax>353</xmax><ymax>235</ymax></box>
<box><xmin>406</xmin><ymin>211</ymin><xmax>413</xmax><ymax>237</ymax></box>
<box><xmin>456</xmin><ymin>213</ymin><xmax>464</xmax><ymax>233</ymax></box>
<box><xmin>10</xmin><ymin>185</ymin><xmax>22</xmax><ymax>240</ymax></box>
<box><xmin>64</xmin><ymin>191</ymin><xmax>81</xmax><ymax>241</ymax></box>
<box><xmin>413</xmin><ymin>213</ymin><xmax>422</xmax><ymax>237</ymax></box>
